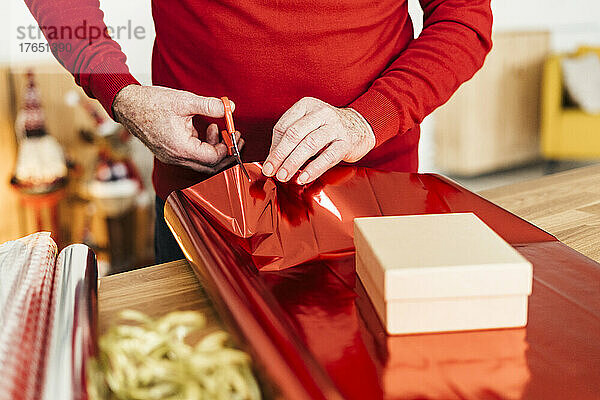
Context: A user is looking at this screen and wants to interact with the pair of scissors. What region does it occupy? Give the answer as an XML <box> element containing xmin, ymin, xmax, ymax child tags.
<box><xmin>220</xmin><ymin>97</ymin><xmax>250</xmax><ymax>180</ymax></box>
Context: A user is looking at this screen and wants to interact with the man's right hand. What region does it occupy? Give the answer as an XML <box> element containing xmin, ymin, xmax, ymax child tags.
<box><xmin>112</xmin><ymin>85</ymin><xmax>244</xmax><ymax>174</ymax></box>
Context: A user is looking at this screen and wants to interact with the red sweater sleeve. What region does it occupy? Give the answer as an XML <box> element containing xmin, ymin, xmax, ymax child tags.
<box><xmin>349</xmin><ymin>0</ymin><xmax>493</xmax><ymax>146</ymax></box>
<box><xmin>24</xmin><ymin>0</ymin><xmax>140</xmax><ymax>118</ymax></box>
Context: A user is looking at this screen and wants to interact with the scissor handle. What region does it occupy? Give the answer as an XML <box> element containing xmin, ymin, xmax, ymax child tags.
<box><xmin>220</xmin><ymin>97</ymin><xmax>237</xmax><ymax>156</ymax></box>
<box><xmin>221</xmin><ymin>130</ymin><xmax>235</xmax><ymax>156</ymax></box>
<box><xmin>221</xmin><ymin>97</ymin><xmax>236</xmax><ymax>134</ymax></box>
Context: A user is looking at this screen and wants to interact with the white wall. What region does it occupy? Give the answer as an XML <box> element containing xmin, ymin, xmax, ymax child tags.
<box><xmin>409</xmin><ymin>0</ymin><xmax>600</xmax><ymax>51</ymax></box>
<box><xmin>492</xmin><ymin>0</ymin><xmax>600</xmax><ymax>52</ymax></box>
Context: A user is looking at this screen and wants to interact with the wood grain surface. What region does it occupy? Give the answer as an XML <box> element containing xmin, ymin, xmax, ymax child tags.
<box><xmin>98</xmin><ymin>165</ymin><xmax>600</xmax><ymax>335</ymax></box>
<box><xmin>479</xmin><ymin>164</ymin><xmax>600</xmax><ymax>262</ymax></box>
<box><xmin>98</xmin><ymin>259</ymin><xmax>219</xmax><ymax>334</ymax></box>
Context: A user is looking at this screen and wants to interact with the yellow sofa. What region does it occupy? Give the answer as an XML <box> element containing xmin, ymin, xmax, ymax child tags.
<box><xmin>541</xmin><ymin>47</ymin><xmax>600</xmax><ymax>160</ymax></box>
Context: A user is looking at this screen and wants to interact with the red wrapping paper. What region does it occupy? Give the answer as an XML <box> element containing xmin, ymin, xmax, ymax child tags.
<box><xmin>166</xmin><ymin>164</ymin><xmax>600</xmax><ymax>400</ymax></box>
<box><xmin>179</xmin><ymin>164</ymin><xmax>554</xmax><ymax>271</ymax></box>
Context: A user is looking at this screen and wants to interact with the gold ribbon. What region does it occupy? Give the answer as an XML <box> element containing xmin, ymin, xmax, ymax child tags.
<box><xmin>87</xmin><ymin>310</ymin><xmax>261</xmax><ymax>400</ymax></box>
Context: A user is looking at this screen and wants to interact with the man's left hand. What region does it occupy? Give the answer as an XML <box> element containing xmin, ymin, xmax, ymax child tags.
<box><xmin>262</xmin><ymin>97</ymin><xmax>376</xmax><ymax>185</ymax></box>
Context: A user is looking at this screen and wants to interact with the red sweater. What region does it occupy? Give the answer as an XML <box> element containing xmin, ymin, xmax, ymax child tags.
<box><xmin>25</xmin><ymin>0</ymin><xmax>492</xmax><ymax>200</ymax></box>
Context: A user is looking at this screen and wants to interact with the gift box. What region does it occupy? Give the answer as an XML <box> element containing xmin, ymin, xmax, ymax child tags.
<box><xmin>354</xmin><ymin>213</ymin><xmax>533</xmax><ymax>335</ymax></box>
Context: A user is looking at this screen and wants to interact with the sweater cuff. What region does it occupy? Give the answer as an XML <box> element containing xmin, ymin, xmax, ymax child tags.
<box><xmin>87</xmin><ymin>57</ymin><xmax>140</xmax><ymax>120</ymax></box>
<box><xmin>349</xmin><ymin>89</ymin><xmax>401</xmax><ymax>147</ymax></box>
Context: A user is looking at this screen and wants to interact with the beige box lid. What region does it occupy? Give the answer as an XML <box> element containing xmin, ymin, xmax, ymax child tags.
<box><xmin>354</xmin><ymin>213</ymin><xmax>533</xmax><ymax>300</ymax></box>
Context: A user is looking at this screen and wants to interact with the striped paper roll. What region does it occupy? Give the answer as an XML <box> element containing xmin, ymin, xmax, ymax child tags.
<box><xmin>0</xmin><ymin>233</ymin><xmax>97</xmax><ymax>400</ymax></box>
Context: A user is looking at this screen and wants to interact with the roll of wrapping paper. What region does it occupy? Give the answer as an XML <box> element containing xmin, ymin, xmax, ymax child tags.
<box><xmin>166</xmin><ymin>164</ymin><xmax>600</xmax><ymax>400</ymax></box>
<box><xmin>0</xmin><ymin>233</ymin><xmax>98</xmax><ymax>400</ymax></box>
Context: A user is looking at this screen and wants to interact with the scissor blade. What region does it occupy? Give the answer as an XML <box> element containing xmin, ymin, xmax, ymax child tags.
<box><xmin>235</xmin><ymin>153</ymin><xmax>250</xmax><ymax>180</ymax></box>
<box><xmin>231</xmin><ymin>136</ymin><xmax>250</xmax><ymax>180</ymax></box>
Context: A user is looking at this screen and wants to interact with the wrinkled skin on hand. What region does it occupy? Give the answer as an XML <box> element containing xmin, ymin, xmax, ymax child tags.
<box><xmin>262</xmin><ymin>97</ymin><xmax>375</xmax><ymax>185</ymax></box>
<box><xmin>113</xmin><ymin>85</ymin><xmax>244</xmax><ymax>174</ymax></box>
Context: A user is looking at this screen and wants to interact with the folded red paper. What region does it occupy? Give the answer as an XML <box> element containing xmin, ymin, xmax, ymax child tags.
<box><xmin>178</xmin><ymin>163</ymin><xmax>554</xmax><ymax>271</ymax></box>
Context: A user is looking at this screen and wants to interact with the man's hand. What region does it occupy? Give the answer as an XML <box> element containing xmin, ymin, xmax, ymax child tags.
<box><xmin>113</xmin><ymin>85</ymin><xmax>244</xmax><ymax>174</ymax></box>
<box><xmin>262</xmin><ymin>97</ymin><xmax>375</xmax><ymax>185</ymax></box>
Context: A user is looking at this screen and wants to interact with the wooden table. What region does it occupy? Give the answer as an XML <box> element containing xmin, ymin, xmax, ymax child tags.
<box><xmin>98</xmin><ymin>165</ymin><xmax>600</xmax><ymax>334</ymax></box>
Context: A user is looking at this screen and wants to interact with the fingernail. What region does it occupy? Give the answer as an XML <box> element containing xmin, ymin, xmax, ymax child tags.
<box><xmin>262</xmin><ymin>162</ymin><xmax>274</xmax><ymax>176</ymax></box>
<box><xmin>297</xmin><ymin>172</ymin><xmax>309</xmax><ymax>185</ymax></box>
<box><xmin>276</xmin><ymin>169</ymin><xmax>288</xmax><ymax>182</ymax></box>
